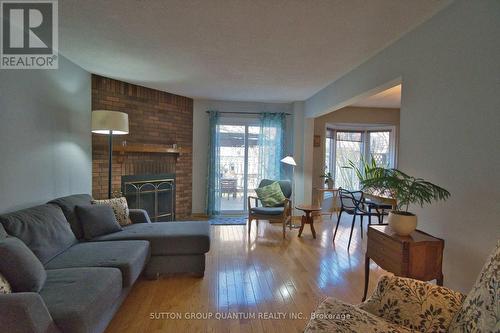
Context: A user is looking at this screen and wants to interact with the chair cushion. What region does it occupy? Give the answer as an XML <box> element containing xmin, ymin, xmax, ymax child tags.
<box><xmin>359</xmin><ymin>276</ymin><xmax>465</xmax><ymax>333</ymax></box>
<box><xmin>49</xmin><ymin>194</ymin><xmax>93</xmax><ymax>240</ymax></box>
<box><xmin>91</xmin><ymin>197</ymin><xmax>132</xmax><ymax>226</ymax></box>
<box><xmin>0</xmin><ymin>204</ymin><xmax>77</xmax><ymax>264</ymax></box>
<box><xmin>40</xmin><ymin>267</ymin><xmax>122</xmax><ymax>333</ymax></box>
<box><xmin>448</xmin><ymin>241</ymin><xmax>500</xmax><ymax>333</ymax></box>
<box><xmin>45</xmin><ymin>240</ymin><xmax>150</xmax><ymax>287</ymax></box>
<box><xmin>255</xmin><ymin>181</ymin><xmax>286</xmax><ymax>207</ymax></box>
<box><xmin>0</xmin><ymin>237</ymin><xmax>46</xmax><ymax>292</ymax></box>
<box><xmin>75</xmin><ymin>205</ymin><xmax>122</xmax><ymax>240</ymax></box>
<box><xmin>250</xmin><ymin>206</ymin><xmax>284</xmax><ymax>215</ymax></box>
<box><xmin>305</xmin><ymin>297</ymin><xmax>416</xmax><ymax>333</ymax></box>
<box><xmin>91</xmin><ymin>221</ymin><xmax>210</xmax><ymax>256</ymax></box>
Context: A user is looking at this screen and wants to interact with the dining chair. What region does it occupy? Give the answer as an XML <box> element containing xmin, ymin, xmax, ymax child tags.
<box><xmin>333</xmin><ymin>188</ymin><xmax>378</xmax><ymax>250</ymax></box>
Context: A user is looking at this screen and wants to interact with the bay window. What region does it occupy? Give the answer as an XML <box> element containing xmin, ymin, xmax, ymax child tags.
<box><xmin>325</xmin><ymin>126</ymin><xmax>397</xmax><ymax>190</ymax></box>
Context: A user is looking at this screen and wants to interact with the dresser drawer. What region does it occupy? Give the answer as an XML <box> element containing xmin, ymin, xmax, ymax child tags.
<box><xmin>363</xmin><ymin>225</ymin><xmax>444</xmax><ymax>302</ymax></box>
<box><xmin>367</xmin><ymin>233</ymin><xmax>405</xmax><ymax>275</ymax></box>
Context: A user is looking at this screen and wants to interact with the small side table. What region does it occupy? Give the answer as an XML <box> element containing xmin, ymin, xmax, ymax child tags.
<box><xmin>363</xmin><ymin>224</ymin><xmax>444</xmax><ymax>301</ymax></box>
<box><xmin>295</xmin><ymin>204</ymin><xmax>321</xmax><ymax>239</ymax></box>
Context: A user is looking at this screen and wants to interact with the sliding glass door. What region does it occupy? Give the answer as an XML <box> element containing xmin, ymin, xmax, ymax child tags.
<box><xmin>219</xmin><ymin>125</ymin><xmax>246</xmax><ymax>212</ymax></box>
<box><xmin>325</xmin><ymin>127</ymin><xmax>396</xmax><ymax>190</ymax></box>
<box><xmin>246</xmin><ymin>126</ymin><xmax>261</xmax><ymax>209</ymax></box>
<box><xmin>217</xmin><ymin>123</ymin><xmax>260</xmax><ymax>213</ymax></box>
<box><xmin>207</xmin><ymin>112</ymin><xmax>285</xmax><ymax>216</ymax></box>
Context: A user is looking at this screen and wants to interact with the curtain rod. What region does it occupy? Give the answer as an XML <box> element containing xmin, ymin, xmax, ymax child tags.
<box><xmin>205</xmin><ymin>111</ymin><xmax>292</xmax><ymax>115</ymax></box>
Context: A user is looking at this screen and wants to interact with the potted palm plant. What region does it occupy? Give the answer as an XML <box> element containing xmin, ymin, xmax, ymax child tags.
<box><xmin>359</xmin><ymin>167</ymin><xmax>450</xmax><ymax>236</ymax></box>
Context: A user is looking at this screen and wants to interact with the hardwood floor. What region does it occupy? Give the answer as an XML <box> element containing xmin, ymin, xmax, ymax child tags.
<box><xmin>105</xmin><ymin>215</ymin><xmax>386</xmax><ymax>333</ymax></box>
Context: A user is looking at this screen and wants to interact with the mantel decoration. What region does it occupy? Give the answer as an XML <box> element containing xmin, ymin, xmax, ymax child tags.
<box><xmin>359</xmin><ymin>166</ymin><xmax>450</xmax><ymax>235</ymax></box>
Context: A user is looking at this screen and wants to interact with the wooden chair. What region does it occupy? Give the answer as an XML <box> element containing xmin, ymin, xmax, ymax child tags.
<box><xmin>248</xmin><ymin>179</ymin><xmax>292</xmax><ymax>239</ymax></box>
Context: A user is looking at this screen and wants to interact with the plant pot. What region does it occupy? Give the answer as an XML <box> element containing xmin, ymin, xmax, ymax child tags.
<box><xmin>388</xmin><ymin>211</ymin><xmax>417</xmax><ymax>236</ymax></box>
<box><xmin>326</xmin><ymin>179</ymin><xmax>334</xmax><ymax>189</ymax></box>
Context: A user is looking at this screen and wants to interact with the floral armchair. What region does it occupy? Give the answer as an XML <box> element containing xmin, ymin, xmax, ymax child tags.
<box><xmin>305</xmin><ymin>241</ymin><xmax>499</xmax><ymax>333</ymax></box>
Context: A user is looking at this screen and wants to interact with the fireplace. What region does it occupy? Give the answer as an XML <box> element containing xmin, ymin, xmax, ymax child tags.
<box><xmin>92</xmin><ymin>75</ymin><xmax>193</xmax><ymax>218</ymax></box>
<box><xmin>122</xmin><ymin>174</ymin><xmax>176</xmax><ymax>221</ymax></box>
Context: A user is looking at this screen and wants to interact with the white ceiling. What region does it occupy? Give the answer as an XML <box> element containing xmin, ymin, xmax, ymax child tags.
<box><xmin>351</xmin><ymin>84</ymin><xmax>401</xmax><ymax>108</ymax></box>
<box><xmin>59</xmin><ymin>0</ymin><xmax>449</xmax><ymax>102</ymax></box>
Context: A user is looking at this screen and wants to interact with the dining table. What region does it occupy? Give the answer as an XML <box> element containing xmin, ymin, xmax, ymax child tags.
<box><xmin>363</xmin><ymin>191</ymin><xmax>397</xmax><ymax>224</ymax></box>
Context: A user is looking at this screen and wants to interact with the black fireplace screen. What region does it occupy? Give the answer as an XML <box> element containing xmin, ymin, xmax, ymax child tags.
<box><xmin>121</xmin><ymin>174</ymin><xmax>175</xmax><ymax>222</ymax></box>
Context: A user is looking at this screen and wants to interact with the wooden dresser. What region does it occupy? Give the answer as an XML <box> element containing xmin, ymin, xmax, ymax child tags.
<box><xmin>363</xmin><ymin>224</ymin><xmax>444</xmax><ymax>301</ymax></box>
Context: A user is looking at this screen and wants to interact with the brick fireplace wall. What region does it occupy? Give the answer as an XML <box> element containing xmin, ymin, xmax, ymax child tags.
<box><xmin>92</xmin><ymin>75</ymin><xmax>193</xmax><ymax>219</ymax></box>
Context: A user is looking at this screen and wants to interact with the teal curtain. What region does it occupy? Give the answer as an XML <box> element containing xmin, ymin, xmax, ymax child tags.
<box><xmin>206</xmin><ymin>111</ymin><xmax>221</xmax><ymax>216</ymax></box>
<box><xmin>258</xmin><ymin>113</ymin><xmax>286</xmax><ymax>180</ymax></box>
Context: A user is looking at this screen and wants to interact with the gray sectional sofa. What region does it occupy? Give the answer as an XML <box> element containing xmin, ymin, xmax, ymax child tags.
<box><xmin>0</xmin><ymin>194</ymin><xmax>210</xmax><ymax>333</ymax></box>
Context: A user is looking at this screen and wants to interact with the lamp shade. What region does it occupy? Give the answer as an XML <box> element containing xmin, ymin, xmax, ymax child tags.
<box><xmin>91</xmin><ymin>110</ymin><xmax>129</xmax><ymax>135</ymax></box>
<box><xmin>280</xmin><ymin>156</ymin><xmax>296</xmax><ymax>166</ymax></box>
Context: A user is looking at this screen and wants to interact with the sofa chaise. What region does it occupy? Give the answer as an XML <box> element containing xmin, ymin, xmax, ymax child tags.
<box><xmin>0</xmin><ymin>194</ymin><xmax>210</xmax><ymax>333</ymax></box>
<box><xmin>49</xmin><ymin>194</ymin><xmax>210</xmax><ymax>278</ymax></box>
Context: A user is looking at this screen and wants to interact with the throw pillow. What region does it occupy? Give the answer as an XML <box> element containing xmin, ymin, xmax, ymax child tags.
<box><xmin>255</xmin><ymin>182</ymin><xmax>286</xmax><ymax>207</ymax></box>
<box><xmin>0</xmin><ymin>273</ymin><xmax>11</xmax><ymax>294</ymax></box>
<box><xmin>448</xmin><ymin>241</ymin><xmax>500</xmax><ymax>333</ymax></box>
<box><xmin>75</xmin><ymin>205</ymin><xmax>123</xmax><ymax>240</ymax></box>
<box><xmin>91</xmin><ymin>197</ymin><xmax>132</xmax><ymax>226</ymax></box>
<box><xmin>0</xmin><ymin>237</ymin><xmax>47</xmax><ymax>292</ymax></box>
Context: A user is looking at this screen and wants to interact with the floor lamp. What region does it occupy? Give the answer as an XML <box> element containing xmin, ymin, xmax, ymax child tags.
<box><xmin>91</xmin><ymin>110</ymin><xmax>129</xmax><ymax>199</ymax></box>
<box><xmin>280</xmin><ymin>156</ymin><xmax>298</xmax><ymax>227</ymax></box>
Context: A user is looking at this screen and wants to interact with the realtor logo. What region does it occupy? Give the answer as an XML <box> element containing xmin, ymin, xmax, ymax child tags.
<box><xmin>1</xmin><ymin>0</ymin><xmax>58</xmax><ymax>69</ymax></box>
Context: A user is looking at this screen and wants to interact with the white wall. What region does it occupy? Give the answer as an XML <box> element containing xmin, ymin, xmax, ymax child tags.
<box><xmin>303</xmin><ymin>0</ymin><xmax>500</xmax><ymax>292</ymax></box>
<box><xmin>192</xmin><ymin>99</ymin><xmax>294</xmax><ymax>214</ymax></box>
<box><xmin>291</xmin><ymin>101</ymin><xmax>305</xmax><ymax>207</ymax></box>
<box><xmin>0</xmin><ymin>56</ymin><xmax>91</xmax><ymax>213</ymax></box>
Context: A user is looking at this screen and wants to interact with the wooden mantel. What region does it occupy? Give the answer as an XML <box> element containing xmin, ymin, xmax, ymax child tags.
<box><xmin>112</xmin><ymin>143</ymin><xmax>191</xmax><ymax>155</ymax></box>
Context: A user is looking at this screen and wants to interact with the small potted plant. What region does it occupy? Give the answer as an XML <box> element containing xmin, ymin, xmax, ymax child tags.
<box><xmin>320</xmin><ymin>166</ymin><xmax>334</xmax><ymax>189</ymax></box>
<box><xmin>360</xmin><ymin>168</ymin><xmax>450</xmax><ymax>236</ymax></box>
